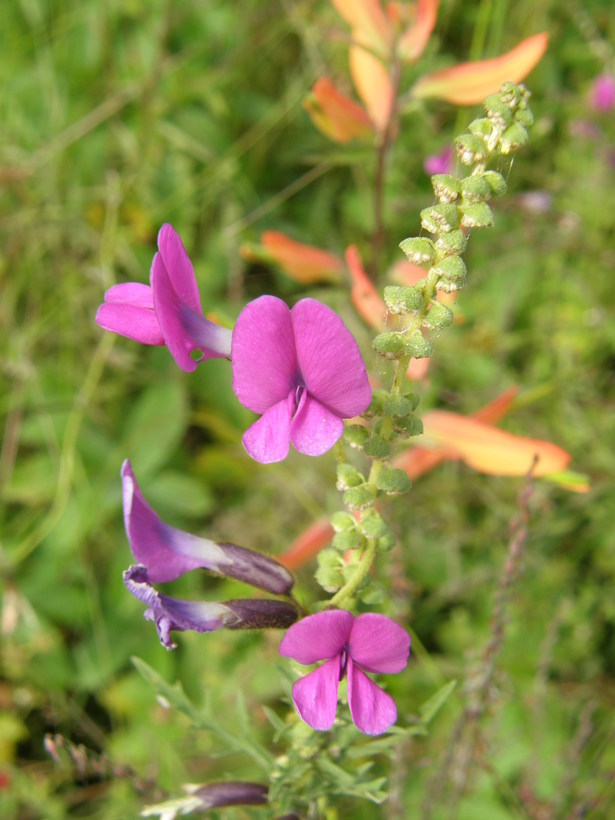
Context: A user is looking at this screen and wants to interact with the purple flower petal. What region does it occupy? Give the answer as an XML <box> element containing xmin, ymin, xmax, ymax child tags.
<box><xmin>95</xmin><ymin>302</ymin><xmax>165</xmax><ymax>346</ymax></box>
<box><xmin>156</xmin><ymin>224</ymin><xmax>202</xmax><ymax>314</ymax></box>
<box><xmin>241</xmin><ymin>395</ymin><xmax>294</xmax><ymax>464</ymax></box>
<box><xmin>279</xmin><ymin>610</ymin><xmax>354</xmax><ymax>664</ymax></box>
<box><xmin>103</xmin><ymin>282</ymin><xmax>155</xmax><ymax>308</ymax></box>
<box><xmin>123</xmin><ymin>565</ymin><xmax>236</xmax><ymax>649</ymax></box>
<box><xmin>290</xmin><ymin>393</ymin><xmax>345</xmax><ymax>457</ymax></box>
<box><xmin>291</xmin><ymin>656</ymin><xmax>341</xmax><ymax>731</ymax></box>
<box><xmin>191</xmin><ymin>782</ymin><xmax>268</xmax><ymax>809</ymax></box>
<box><xmin>291</xmin><ymin>299</ymin><xmax>371</xmax><ymax>419</ymax></box>
<box><xmin>122</xmin><ymin>460</ymin><xmax>294</xmax><ymax>593</ymax></box>
<box><xmin>151</xmin><ymin>252</ymin><xmax>231</xmax><ymax>373</ymax></box>
<box><xmin>349</xmin><ymin>613</ymin><xmax>411</xmax><ymax>674</ymax></box>
<box><xmin>232</xmin><ymin>296</ymin><xmax>299</xmax><ymax>414</ymax></box>
<box><xmin>347</xmin><ymin>659</ymin><xmax>397</xmax><ymax>735</ymax></box>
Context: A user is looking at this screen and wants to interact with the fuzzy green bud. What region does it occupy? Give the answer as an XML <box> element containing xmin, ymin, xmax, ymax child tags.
<box><xmin>372</xmin><ymin>331</ymin><xmax>406</xmax><ymax>359</ymax></box>
<box><xmin>461</xmin><ymin>174</ymin><xmax>493</xmax><ymax>203</ymax></box>
<box><xmin>435</xmin><ymin>229</ymin><xmax>468</xmax><ymax>257</ymax></box>
<box><xmin>343</xmin><ymin>485</ymin><xmax>375</xmax><ymax>511</ymax></box>
<box><xmin>423</xmin><ymin>300</ymin><xmax>454</xmax><ymax>330</ymax></box>
<box><xmin>384</xmin><ymin>285</ymin><xmax>425</xmax><ymax>314</ymax></box>
<box><xmin>364</xmin><ymin>434</ymin><xmax>391</xmax><ymax>458</ymax></box>
<box><xmin>375</xmin><ymin>467</ymin><xmax>412</xmax><ymax>495</ymax></box>
<box><xmin>456</xmin><ymin>133</ymin><xmax>489</xmax><ymax>165</ymax></box>
<box><xmin>514</xmin><ymin>105</ymin><xmax>534</xmax><ymax>127</ymax></box>
<box><xmin>377</xmin><ymin>532</ymin><xmax>396</xmax><ymax>552</ymax></box>
<box><xmin>399</xmin><ymin>237</ymin><xmax>437</xmax><ymax>265</ymax></box>
<box><xmin>383</xmin><ymin>395</ymin><xmax>416</xmax><ymax>418</ymax></box>
<box><xmin>405</xmin><ymin>328</ymin><xmax>433</xmax><ymax>358</ymax></box>
<box><xmin>316</xmin><ymin>549</ymin><xmax>344</xmax><ymax>592</ymax></box>
<box><xmin>420</xmin><ymin>203</ymin><xmax>461</xmax><ymax>234</ymax></box>
<box><xmin>331</xmin><ymin>511</ymin><xmax>357</xmax><ymax>533</ymax></box>
<box><xmin>344</xmin><ymin>424</ymin><xmax>370</xmax><ymax>449</ymax></box>
<box><xmin>499</xmin><ymin>122</ymin><xmax>529</xmax><ymax>154</ymax></box>
<box><xmin>336</xmin><ymin>463</ymin><xmax>365</xmax><ymax>490</ymax></box>
<box><xmin>432</xmin><ymin>255</ymin><xmax>467</xmax><ymax>289</ymax></box>
<box><xmin>482</xmin><ymin>170</ymin><xmax>507</xmax><ymax>198</ymax></box>
<box><xmin>500</xmin><ymin>81</ymin><xmax>522</xmax><ymax>108</ymax></box>
<box><xmin>366</xmin><ymin>390</ymin><xmax>388</xmax><ymax>417</ymax></box>
<box><xmin>359</xmin><ymin>509</ymin><xmax>390</xmax><ymax>539</ymax></box>
<box><xmin>332</xmin><ymin>529</ymin><xmax>363</xmax><ymax>552</ymax></box>
<box><xmin>432</xmin><ymin>174</ymin><xmax>461</xmax><ymax>203</ymax></box>
<box><xmin>460</xmin><ymin>201</ymin><xmax>494</xmax><ymax>229</ymax></box>
<box><xmin>484</xmin><ymin>94</ymin><xmax>514</xmax><ymax>127</ymax></box>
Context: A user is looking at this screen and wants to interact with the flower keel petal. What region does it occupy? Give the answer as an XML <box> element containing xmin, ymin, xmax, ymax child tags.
<box><xmin>291</xmin><ymin>656</ymin><xmax>342</xmax><ymax>731</ymax></box>
<box><xmin>347</xmin><ymin>659</ymin><xmax>397</xmax><ymax>735</ymax></box>
<box><xmin>291</xmin><ymin>395</ymin><xmax>345</xmax><ymax>457</ymax></box>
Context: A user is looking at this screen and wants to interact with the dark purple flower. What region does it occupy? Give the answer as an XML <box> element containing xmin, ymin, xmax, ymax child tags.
<box><xmin>279</xmin><ymin>610</ymin><xmax>411</xmax><ymax>735</ymax></box>
<box><xmin>96</xmin><ymin>224</ymin><xmax>232</xmax><ymax>372</ymax></box>
<box><xmin>231</xmin><ymin>296</ymin><xmax>372</xmax><ymax>463</ymax></box>
<box><xmin>124</xmin><ymin>565</ymin><xmax>297</xmax><ymax>649</ymax></box>
<box><xmin>424</xmin><ymin>145</ymin><xmax>454</xmax><ymax>176</ymax></box>
<box><xmin>591</xmin><ymin>74</ymin><xmax>615</xmax><ymax>112</ymax></box>
<box><xmin>188</xmin><ymin>781</ymin><xmax>268</xmax><ymax>809</ymax></box>
<box><xmin>121</xmin><ymin>460</ymin><xmax>294</xmax><ymax>594</ymax></box>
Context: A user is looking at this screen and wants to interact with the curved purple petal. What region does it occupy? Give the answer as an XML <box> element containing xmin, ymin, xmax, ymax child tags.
<box><xmin>349</xmin><ymin>613</ymin><xmax>411</xmax><ymax>674</ymax></box>
<box><xmin>151</xmin><ymin>252</ymin><xmax>231</xmax><ymax>372</ymax></box>
<box><xmin>347</xmin><ymin>659</ymin><xmax>397</xmax><ymax>735</ymax></box>
<box><xmin>279</xmin><ymin>610</ymin><xmax>354</xmax><ymax>664</ymax></box>
<box><xmin>103</xmin><ymin>282</ymin><xmax>155</xmax><ymax>308</ymax></box>
<box><xmin>95</xmin><ymin>303</ymin><xmax>165</xmax><ymax>345</ymax></box>
<box><xmin>291</xmin><ymin>656</ymin><xmax>341</xmax><ymax>731</ymax></box>
<box><xmin>291</xmin><ymin>299</ymin><xmax>371</xmax><ymax>419</ymax></box>
<box><xmin>241</xmin><ymin>395</ymin><xmax>293</xmax><ymax>464</ymax></box>
<box><xmin>232</xmin><ymin>296</ymin><xmax>299</xmax><ymax>414</ymax></box>
<box><xmin>123</xmin><ymin>564</ymin><xmax>236</xmax><ymax>649</ymax></box>
<box><xmin>290</xmin><ymin>394</ymin><xmax>345</xmax><ymax>457</ymax></box>
<box><xmin>157</xmin><ymin>224</ymin><xmax>202</xmax><ymax>314</ymax></box>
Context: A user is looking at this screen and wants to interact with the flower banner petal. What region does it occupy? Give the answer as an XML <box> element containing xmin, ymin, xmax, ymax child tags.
<box><xmin>156</xmin><ymin>223</ymin><xmax>202</xmax><ymax>314</ymax></box>
<box><xmin>411</xmin><ymin>32</ymin><xmax>549</xmax><ymax>105</ymax></box>
<box><xmin>279</xmin><ymin>610</ymin><xmax>354</xmax><ymax>665</ymax></box>
<box><xmin>347</xmin><ymin>659</ymin><xmax>398</xmax><ymax>735</ymax></box>
<box><xmin>349</xmin><ymin>613</ymin><xmax>411</xmax><ymax>674</ymax></box>
<box><xmin>291</xmin><ymin>656</ymin><xmax>342</xmax><ymax>731</ymax></box>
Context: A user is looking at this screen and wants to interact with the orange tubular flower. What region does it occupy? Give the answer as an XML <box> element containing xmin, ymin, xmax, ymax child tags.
<box><xmin>241</xmin><ymin>232</ymin><xmax>345</xmax><ymax>285</ymax></box>
<box><xmin>396</xmin><ymin>0</ymin><xmax>440</xmax><ymax>63</ymax></box>
<box><xmin>303</xmin><ymin>77</ymin><xmax>373</xmax><ymax>143</ymax></box>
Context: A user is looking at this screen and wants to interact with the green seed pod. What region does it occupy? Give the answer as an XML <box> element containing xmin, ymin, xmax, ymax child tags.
<box><xmin>344</xmin><ymin>424</ymin><xmax>370</xmax><ymax>449</ymax></box>
<box><xmin>499</xmin><ymin>122</ymin><xmax>529</xmax><ymax>154</ymax></box>
<box><xmin>332</xmin><ymin>529</ymin><xmax>364</xmax><ymax>552</ymax></box>
<box><xmin>420</xmin><ymin>203</ymin><xmax>461</xmax><ymax>234</ymax></box>
<box><xmin>364</xmin><ymin>434</ymin><xmax>391</xmax><ymax>458</ymax></box>
<box><xmin>461</xmin><ymin>174</ymin><xmax>493</xmax><ymax>203</ymax></box>
<box><xmin>343</xmin><ymin>485</ymin><xmax>375</xmax><ymax>511</ymax></box>
<box><xmin>384</xmin><ymin>285</ymin><xmax>424</xmax><ymax>314</ymax></box>
<box><xmin>432</xmin><ymin>174</ymin><xmax>461</xmax><ymax>203</ymax></box>
<box><xmin>365</xmin><ymin>389</ymin><xmax>388</xmax><ymax>417</ymax></box>
<box><xmin>432</xmin><ymin>254</ymin><xmax>468</xmax><ymax>287</ymax></box>
<box><xmin>331</xmin><ymin>511</ymin><xmax>357</xmax><ymax>532</ymax></box>
<box><xmin>423</xmin><ymin>300</ymin><xmax>454</xmax><ymax>330</ymax></box>
<box><xmin>359</xmin><ymin>508</ymin><xmax>390</xmax><ymax>539</ymax></box>
<box><xmin>514</xmin><ymin>105</ymin><xmax>535</xmax><ymax>127</ymax></box>
<box><xmin>399</xmin><ymin>236</ymin><xmax>437</xmax><ymax>265</ymax></box>
<box><xmin>316</xmin><ymin>549</ymin><xmax>344</xmax><ymax>592</ymax></box>
<box><xmin>456</xmin><ymin>133</ymin><xmax>489</xmax><ymax>165</ymax></box>
<box><xmin>336</xmin><ymin>463</ymin><xmax>365</xmax><ymax>490</ymax></box>
<box><xmin>484</xmin><ymin>94</ymin><xmax>514</xmax><ymax>127</ymax></box>
<box><xmin>460</xmin><ymin>201</ymin><xmax>494</xmax><ymax>229</ymax></box>
<box><xmin>383</xmin><ymin>395</ymin><xmax>416</xmax><ymax>418</ymax></box>
<box><xmin>405</xmin><ymin>328</ymin><xmax>433</xmax><ymax>358</ymax></box>
<box><xmin>375</xmin><ymin>467</ymin><xmax>412</xmax><ymax>495</ymax></box>
<box><xmin>406</xmin><ymin>415</ymin><xmax>424</xmax><ymax>436</ymax></box>
<box><xmin>435</xmin><ymin>229</ymin><xmax>468</xmax><ymax>257</ymax></box>
<box><xmin>403</xmin><ymin>390</ymin><xmax>420</xmax><ymax>411</ymax></box>
<box><xmin>372</xmin><ymin>331</ymin><xmax>406</xmax><ymax>359</ymax></box>
<box><xmin>377</xmin><ymin>532</ymin><xmax>396</xmax><ymax>552</ymax></box>
<box><xmin>482</xmin><ymin>170</ymin><xmax>507</xmax><ymax>198</ymax></box>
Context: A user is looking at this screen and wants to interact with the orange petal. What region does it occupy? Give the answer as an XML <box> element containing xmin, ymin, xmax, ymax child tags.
<box><xmin>397</xmin><ymin>0</ymin><xmax>440</xmax><ymax>63</ymax></box>
<box><xmin>389</xmin><ymin>259</ymin><xmax>428</xmax><ymax>286</ymax></box>
<box><xmin>471</xmin><ymin>385</ymin><xmax>519</xmax><ymax>424</ymax></box>
<box><xmin>303</xmin><ymin>77</ymin><xmax>373</xmax><ymax>143</ymax></box>
<box><xmin>411</xmin><ymin>32</ymin><xmax>549</xmax><ymax>105</ymax></box>
<box><xmin>261</xmin><ymin>231</ymin><xmax>345</xmax><ymax>284</ymax></box>
<box><xmin>393</xmin><ymin>446</ymin><xmax>448</xmax><ymax>480</ymax></box>
<box><xmin>406</xmin><ymin>354</ymin><xmax>431</xmax><ymax>381</ymax></box>
<box><xmin>350</xmin><ymin>39</ymin><xmax>394</xmax><ymax>132</ymax></box>
<box><xmin>345</xmin><ymin>245</ymin><xmax>386</xmax><ymax>329</ymax></box>
<box><xmin>278</xmin><ymin>518</ymin><xmax>334</xmax><ymax>570</ymax></box>
<box><xmin>331</xmin><ymin>0</ymin><xmax>394</xmax><ymax>58</ymax></box>
<box><xmin>421</xmin><ymin>409</ymin><xmax>570</xmax><ymax>476</ymax></box>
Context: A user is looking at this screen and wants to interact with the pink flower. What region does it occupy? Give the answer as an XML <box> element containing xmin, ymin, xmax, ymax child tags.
<box><xmin>96</xmin><ymin>224</ymin><xmax>232</xmax><ymax>372</ymax></box>
<box><xmin>231</xmin><ymin>296</ymin><xmax>372</xmax><ymax>464</ymax></box>
<box><xmin>279</xmin><ymin>610</ymin><xmax>411</xmax><ymax>735</ymax></box>
<box><xmin>591</xmin><ymin>74</ymin><xmax>615</xmax><ymax>112</ymax></box>
<box><xmin>424</xmin><ymin>145</ymin><xmax>454</xmax><ymax>176</ymax></box>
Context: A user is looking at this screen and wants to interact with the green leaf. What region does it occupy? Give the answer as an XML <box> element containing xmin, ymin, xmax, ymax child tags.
<box><xmin>419</xmin><ymin>679</ymin><xmax>458</xmax><ymax>724</ymax></box>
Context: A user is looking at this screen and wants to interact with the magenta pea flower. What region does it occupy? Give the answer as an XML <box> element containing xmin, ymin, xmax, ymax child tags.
<box><xmin>591</xmin><ymin>74</ymin><xmax>615</xmax><ymax>112</ymax></box>
<box><xmin>121</xmin><ymin>460</ymin><xmax>294</xmax><ymax>594</ymax></box>
<box><xmin>232</xmin><ymin>296</ymin><xmax>372</xmax><ymax>464</ymax></box>
<box><xmin>96</xmin><ymin>224</ymin><xmax>232</xmax><ymax>372</ymax></box>
<box><xmin>279</xmin><ymin>610</ymin><xmax>411</xmax><ymax>735</ymax></box>
<box><xmin>424</xmin><ymin>145</ymin><xmax>454</xmax><ymax>176</ymax></box>
<box><xmin>124</xmin><ymin>565</ymin><xmax>297</xmax><ymax>650</ymax></box>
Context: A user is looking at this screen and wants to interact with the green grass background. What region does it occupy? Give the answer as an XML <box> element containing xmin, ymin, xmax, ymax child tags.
<box><xmin>1</xmin><ymin>0</ymin><xmax>614</xmax><ymax>816</ymax></box>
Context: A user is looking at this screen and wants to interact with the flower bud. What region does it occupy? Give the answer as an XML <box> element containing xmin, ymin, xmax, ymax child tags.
<box><xmin>456</xmin><ymin>133</ymin><xmax>488</xmax><ymax>165</ymax></box>
<box><xmin>383</xmin><ymin>395</ymin><xmax>416</xmax><ymax>418</ymax></box>
<box><xmin>343</xmin><ymin>485</ymin><xmax>375</xmax><ymax>510</ymax></box>
<box><xmin>460</xmin><ymin>201</ymin><xmax>494</xmax><ymax>229</ymax></box>
<box><xmin>316</xmin><ymin>549</ymin><xmax>344</xmax><ymax>592</ymax></box>
<box><xmin>405</xmin><ymin>328</ymin><xmax>433</xmax><ymax>358</ymax></box>
<box><xmin>188</xmin><ymin>782</ymin><xmax>269</xmax><ymax>810</ymax></box>
<box><xmin>331</xmin><ymin>511</ymin><xmax>357</xmax><ymax>532</ymax></box>
<box><xmin>372</xmin><ymin>331</ymin><xmax>406</xmax><ymax>359</ymax></box>
<box><xmin>432</xmin><ymin>255</ymin><xmax>467</xmax><ymax>289</ymax></box>
<box><xmin>332</xmin><ymin>529</ymin><xmax>364</xmax><ymax>552</ymax></box>
<box><xmin>336</xmin><ymin>463</ymin><xmax>365</xmax><ymax>490</ymax></box>
<box><xmin>359</xmin><ymin>508</ymin><xmax>390</xmax><ymax>538</ymax></box>
<box><xmin>375</xmin><ymin>467</ymin><xmax>412</xmax><ymax>495</ymax></box>
<box><xmin>344</xmin><ymin>424</ymin><xmax>370</xmax><ymax>449</ymax></box>
<box><xmin>225</xmin><ymin>599</ymin><xmax>299</xmax><ymax>630</ymax></box>
<box><xmin>384</xmin><ymin>285</ymin><xmax>424</xmax><ymax>314</ymax></box>
<box><xmin>364</xmin><ymin>434</ymin><xmax>391</xmax><ymax>458</ymax></box>
<box><xmin>399</xmin><ymin>237</ymin><xmax>436</xmax><ymax>265</ymax></box>
<box><xmin>420</xmin><ymin>203</ymin><xmax>461</xmax><ymax>234</ymax></box>
<box><xmin>484</xmin><ymin>94</ymin><xmax>514</xmax><ymax>127</ymax></box>
<box><xmin>499</xmin><ymin>122</ymin><xmax>529</xmax><ymax>154</ymax></box>
<box><xmin>431</xmin><ymin>174</ymin><xmax>461</xmax><ymax>203</ymax></box>
<box><xmin>514</xmin><ymin>105</ymin><xmax>534</xmax><ymax>127</ymax></box>
<box><xmin>461</xmin><ymin>174</ymin><xmax>493</xmax><ymax>203</ymax></box>
<box><xmin>482</xmin><ymin>170</ymin><xmax>507</xmax><ymax>198</ymax></box>
<box><xmin>423</xmin><ymin>300</ymin><xmax>454</xmax><ymax>330</ymax></box>
<box><xmin>435</xmin><ymin>229</ymin><xmax>467</xmax><ymax>257</ymax></box>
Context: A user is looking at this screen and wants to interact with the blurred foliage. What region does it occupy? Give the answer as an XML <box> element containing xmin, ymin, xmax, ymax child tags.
<box><xmin>1</xmin><ymin>0</ymin><xmax>614</xmax><ymax>817</ymax></box>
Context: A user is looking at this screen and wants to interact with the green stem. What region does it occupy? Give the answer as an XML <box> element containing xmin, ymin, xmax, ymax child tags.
<box><xmin>326</xmin><ymin>537</ymin><xmax>377</xmax><ymax>609</ymax></box>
